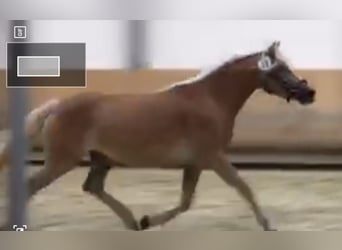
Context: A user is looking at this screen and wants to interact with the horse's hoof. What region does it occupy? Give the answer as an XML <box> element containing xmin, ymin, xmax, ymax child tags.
<box><xmin>139</xmin><ymin>215</ymin><xmax>150</xmax><ymax>230</ymax></box>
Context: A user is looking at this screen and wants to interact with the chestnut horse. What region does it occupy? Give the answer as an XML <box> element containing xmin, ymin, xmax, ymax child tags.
<box><xmin>0</xmin><ymin>41</ymin><xmax>316</xmax><ymax>231</ymax></box>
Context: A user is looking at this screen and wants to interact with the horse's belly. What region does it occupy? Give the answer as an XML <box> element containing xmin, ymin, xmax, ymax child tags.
<box><xmin>93</xmin><ymin>139</ymin><xmax>196</xmax><ymax>167</ymax></box>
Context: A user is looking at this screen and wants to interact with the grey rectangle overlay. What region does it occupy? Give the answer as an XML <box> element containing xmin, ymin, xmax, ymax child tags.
<box><xmin>7</xmin><ymin>43</ymin><xmax>86</xmax><ymax>87</ymax></box>
<box><xmin>17</xmin><ymin>56</ymin><xmax>60</xmax><ymax>77</ymax></box>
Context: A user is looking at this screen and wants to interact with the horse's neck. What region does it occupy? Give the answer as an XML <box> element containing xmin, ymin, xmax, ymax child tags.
<box><xmin>170</xmin><ymin>65</ymin><xmax>258</xmax><ymax>119</ymax></box>
<box><xmin>168</xmin><ymin>56</ymin><xmax>259</xmax><ymax>119</ymax></box>
<box><xmin>205</xmin><ymin>68</ymin><xmax>258</xmax><ymax>120</ymax></box>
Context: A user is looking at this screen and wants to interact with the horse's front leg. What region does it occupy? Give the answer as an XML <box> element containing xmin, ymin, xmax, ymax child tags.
<box><xmin>211</xmin><ymin>153</ymin><xmax>276</xmax><ymax>231</ymax></box>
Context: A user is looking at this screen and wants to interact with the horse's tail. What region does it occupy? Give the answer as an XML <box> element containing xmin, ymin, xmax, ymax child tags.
<box><xmin>0</xmin><ymin>99</ymin><xmax>60</xmax><ymax>172</ymax></box>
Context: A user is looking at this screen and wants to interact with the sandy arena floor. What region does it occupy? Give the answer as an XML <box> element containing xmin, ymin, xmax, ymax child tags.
<box><xmin>1</xmin><ymin>167</ymin><xmax>342</xmax><ymax>231</ymax></box>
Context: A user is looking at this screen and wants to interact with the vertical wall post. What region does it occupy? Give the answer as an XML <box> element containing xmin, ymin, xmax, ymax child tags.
<box><xmin>7</xmin><ymin>20</ymin><xmax>29</xmax><ymax>230</ymax></box>
<box><xmin>125</xmin><ymin>20</ymin><xmax>150</xmax><ymax>70</ymax></box>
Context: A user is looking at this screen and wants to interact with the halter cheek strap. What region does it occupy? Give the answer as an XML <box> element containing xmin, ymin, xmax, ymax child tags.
<box><xmin>257</xmin><ymin>53</ymin><xmax>278</xmax><ymax>94</ymax></box>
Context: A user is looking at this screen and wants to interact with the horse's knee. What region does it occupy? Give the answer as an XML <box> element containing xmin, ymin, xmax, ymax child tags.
<box><xmin>82</xmin><ymin>169</ymin><xmax>107</xmax><ymax>194</ymax></box>
<box><xmin>83</xmin><ymin>166</ymin><xmax>111</xmax><ymax>194</ymax></box>
<box><xmin>82</xmin><ymin>175</ymin><xmax>97</xmax><ymax>194</ymax></box>
<box><xmin>82</xmin><ymin>174</ymin><xmax>104</xmax><ymax>194</ymax></box>
<box><xmin>179</xmin><ymin>200</ymin><xmax>192</xmax><ymax>212</ymax></box>
<box><xmin>83</xmin><ymin>150</ymin><xmax>111</xmax><ymax>194</ymax></box>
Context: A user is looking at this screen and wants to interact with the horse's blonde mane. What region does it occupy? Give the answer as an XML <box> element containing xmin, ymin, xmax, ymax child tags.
<box><xmin>157</xmin><ymin>54</ymin><xmax>250</xmax><ymax>92</ymax></box>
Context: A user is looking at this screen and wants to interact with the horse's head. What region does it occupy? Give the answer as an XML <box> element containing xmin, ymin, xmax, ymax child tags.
<box><xmin>257</xmin><ymin>41</ymin><xmax>316</xmax><ymax>105</ymax></box>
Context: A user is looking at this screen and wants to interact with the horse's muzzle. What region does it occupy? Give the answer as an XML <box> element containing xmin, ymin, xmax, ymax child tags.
<box><xmin>296</xmin><ymin>88</ymin><xmax>316</xmax><ymax>105</ymax></box>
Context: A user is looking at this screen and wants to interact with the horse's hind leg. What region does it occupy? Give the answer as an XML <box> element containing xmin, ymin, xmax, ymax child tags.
<box><xmin>83</xmin><ymin>150</ymin><xmax>140</xmax><ymax>230</ymax></box>
<box><xmin>139</xmin><ymin>166</ymin><xmax>201</xmax><ymax>230</ymax></box>
<box><xmin>0</xmin><ymin>167</ymin><xmax>72</xmax><ymax>231</ymax></box>
<box><xmin>28</xmin><ymin>161</ymin><xmax>73</xmax><ymax>198</ymax></box>
<box><xmin>0</xmin><ymin>146</ymin><xmax>79</xmax><ymax>230</ymax></box>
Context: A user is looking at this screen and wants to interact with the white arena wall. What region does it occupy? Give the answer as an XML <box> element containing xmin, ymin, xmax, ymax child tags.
<box><xmin>1</xmin><ymin>20</ymin><xmax>341</xmax><ymax>70</ymax></box>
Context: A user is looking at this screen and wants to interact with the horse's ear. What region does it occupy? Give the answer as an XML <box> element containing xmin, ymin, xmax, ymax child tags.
<box><xmin>273</xmin><ymin>41</ymin><xmax>280</xmax><ymax>48</ymax></box>
<box><xmin>267</xmin><ymin>41</ymin><xmax>280</xmax><ymax>59</ymax></box>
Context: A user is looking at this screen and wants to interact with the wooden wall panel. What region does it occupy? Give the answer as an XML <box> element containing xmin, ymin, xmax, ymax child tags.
<box><xmin>1</xmin><ymin>69</ymin><xmax>342</xmax><ymax>152</ymax></box>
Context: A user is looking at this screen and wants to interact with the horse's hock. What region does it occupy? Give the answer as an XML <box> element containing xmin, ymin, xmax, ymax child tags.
<box><xmin>0</xmin><ymin>69</ymin><xmax>341</xmax><ymax>153</ymax></box>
